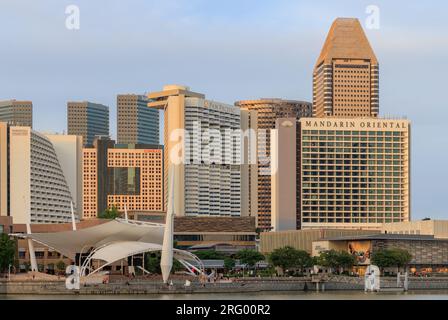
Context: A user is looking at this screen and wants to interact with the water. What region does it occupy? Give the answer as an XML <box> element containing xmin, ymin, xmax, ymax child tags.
<box><xmin>2</xmin><ymin>291</ymin><xmax>448</xmax><ymax>300</ymax></box>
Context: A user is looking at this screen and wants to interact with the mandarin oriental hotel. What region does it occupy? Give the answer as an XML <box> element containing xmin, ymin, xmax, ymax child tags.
<box><xmin>298</xmin><ymin>118</ymin><xmax>410</xmax><ymax>230</ymax></box>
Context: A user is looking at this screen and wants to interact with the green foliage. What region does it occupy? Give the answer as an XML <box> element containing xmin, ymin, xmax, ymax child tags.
<box><xmin>269</xmin><ymin>246</ymin><xmax>313</xmax><ymax>271</ymax></box>
<box><xmin>56</xmin><ymin>260</ymin><xmax>66</xmax><ymax>272</ymax></box>
<box><xmin>145</xmin><ymin>252</ymin><xmax>161</xmax><ymax>274</ymax></box>
<box><xmin>224</xmin><ymin>257</ymin><xmax>235</xmax><ymax>270</ymax></box>
<box><xmin>99</xmin><ymin>205</ymin><xmax>120</xmax><ymax>219</ymax></box>
<box><xmin>194</xmin><ymin>250</ymin><xmax>226</xmax><ymax>260</ymax></box>
<box><xmin>236</xmin><ymin>249</ymin><xmax>265</xmax><ymax>268</ymax></box>
<box><xmin>371</xmin><ymin>248</ymin><xmax>412</xmax><ymax>269</ymax></box>
<box><xmin>316</xmin><ymin>250</ymin><xmax>356</xmax><ymax>271</ymax></box>
<box><xmin>0</xmin><ymin>233</ymin><xmax>16</xmax><ymax>272</ymax></box>
<box><xmin>143</xmin><ymin>252</ymin><xmax>183</xmax><ymax>274</ymax></box>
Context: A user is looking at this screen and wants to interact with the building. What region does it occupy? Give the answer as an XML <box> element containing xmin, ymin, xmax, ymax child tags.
<box><xmin>117</xmin><ymin>94</ymin><xmax>160</xmax><ymax>145</ymax></box>
<box><xmin>0</xmin><ymin>122</ymin><xmax>8</xmax><ymax>218</ymax></box>
<box><xmin>235</xmin><ymin>99</ymin><xmax>312</xmax><ymax>230</ymax></box>
<box><xmin>67</xmin><ymin>101</ymin><xmax>109</xmax><ymax>146</ymax></box>
<box><xmin>271</xmin><ymin>118</ymin><xmax>297</xmax><ymax>231</ymax></box>
<box><xmin>312</xmin><ymin>234</ymin><xmax>448</xmax><ymax>275</ymax></box>
<box><xmin>82</xmin><ymin>138</ymin><xmax>164</xmax><ymax>219</ymax></box>
<box><xmin>240</xmin><ymin>108</ymin><xmax>258</xmax><ymax>218</ymax></box>
<box><xmin>381</xmin><ymin>220</ymin><xmax>448</xmax><ymax>239</ymax></box>
<box><xmin>260</xmin><ymin>228</ymin><xmax>377</xmax><ymax>254</ymax></box>
<box><xmin>0</xmin><ymin>99</ymin><xmax>33</xmax><ymax>127</ymax></box>
<box><xmin>8</xmin><ymin>126</ymin><xmax>74</xmax><ymax>224</ymax></box>
<box><xmin>313</xmin><ymin>18</ymin><xmax>379</xmax><ymax>118</ymax></box>
<box><xmin>148</xmin><ymin>85</ymin><xmax>246</xmax><ymax>217</ymax></box>
<box><xmin>45</xmin><ymin>134</ymin><xmax>83</xmax><ymax>217</ymax></box>
<box><xmin>298</xmin><ymin>118</ymin><xmax>410</xmax><ymax>230</ymax></box>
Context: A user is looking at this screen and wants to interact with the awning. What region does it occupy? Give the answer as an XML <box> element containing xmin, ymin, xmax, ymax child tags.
<box><xmin>11</xmin><ymin>219</ymin><xmax>164</xmax><ymax>260</ymax></box>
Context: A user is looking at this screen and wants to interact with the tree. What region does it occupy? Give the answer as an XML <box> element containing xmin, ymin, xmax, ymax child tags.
<box><xmin>224</xmin><ymin>257</ymin><xmax>235</xmax><ymax>270</ymax></box>
<box><xmin>143</xmin><ymin>252</ymin><xmax>183</xmax><ymax>275</ymax></box>
<box><xmin>316</xmin><ymin>250</ymin><xmax>340</xmax><ymax>270</ymax></box>
<box><xmin>0</xmin><ymin>233</ymin><xmax>16</xmax><ymax>273</ymax></box>
<box><xmin>193</xmin><ymin>250</ymin><xmax>226</xmax><ymax>260</ymax></box>
<box><xmin>236</xmin><ymin>249</ymin><xmax>265</xmax><ymax>269</ymax></box>
<box><xmin>335</xmin><ymin>251</ymin><xmax>357</xmax><ymax>272</ymax></box>
<box><xmin>99</xmin><ymin>205</ymin><xmax>120</xmax><ymax>219</ymax></box>
<box><xmin>56</xmin><ymin>260</ymin><xmax>66</xmax><ymax>273</ymax></box>
<box><xmin>371</xmin><ymin>248</ymin><xmax>412</xmax><ymax>273</ymax></box>
<box><xmin>316</xmin><ymin>250</ymin><xmax>356</xmax><ymax>273</ymax></box>
<box><xmin>269</xmin><ymin>246</ymin><xmax>313</xmax><ymax>273</ymax></box>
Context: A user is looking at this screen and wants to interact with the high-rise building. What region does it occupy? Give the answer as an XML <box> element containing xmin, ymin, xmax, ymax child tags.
<box><xmin>45</xmin><ymin>134</ymin><xmax>84</xmax><ymax>217</ymax></box>
<box><xmin>271</xmin><ymin>118</ymin><xmax>297</xmax><ymax>231</ymax></box>
<box><xmin>235</xmin><ymin>99</ymin><xmax>312</xmax><ymax>230</ymax></box>
<box><xmin>240</xmin><ymin>108</ymin><xmax>258</xmax><ymax>218</ymax></box>
<box><xmin>298</xmin><ymin>118</ymin><xmax>410</xmax><ymax>230</ymax></box>
<box><xmin>67</xmin><ymin>101</ymin><xmax>109</xmax><ymax>146</ymax></box>
<box><xmin>0</xmin><ymin>122</ymin><xmax>8</xmax><ymax>218</ymax></box>
<box><xmin>148</xmin><ymin>85</ymin><xmax>245</xmax><ymax>217</ymax></box>
<box><xmin>313</xmin><ymin>18</ymin><xmax>379</xmax><ymax>118</ymax></box>
<box><xmin>0</xmin><ymin>100</ymin><xmax>33</xmax><ymax>127</ymax></box>
<box><xmin>8</xmin><ymin>126</ymin><xmax>75</xmax><ymax>224</ymax></box>
<box><xmin>82</xmin><ymin>138</ymin><xmax>164</xmax><ymax>219</ymax></box>
<box><xmin>117</xmin><ymin>94</ymin><xmax>160</xmax><ymax>145</ymax></box>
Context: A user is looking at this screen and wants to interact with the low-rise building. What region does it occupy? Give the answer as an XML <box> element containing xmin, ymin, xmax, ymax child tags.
<box><xmin>312</xmin><ymin>234</ymin><xmax>448</xmax><ymax>274</ymax></box>
<box><xmin>260</xmin><ymin>229</ymin><xmax>377</xmax><ymax>254</ymax></box>
<box><xmin>381</xmin><ymin>220</ymin><xmax>448</xmax><ymax>239</ymax></box>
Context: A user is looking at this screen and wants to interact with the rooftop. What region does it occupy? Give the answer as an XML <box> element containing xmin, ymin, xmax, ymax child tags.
<box><xmin>321</xmin><ymin>233</ymin><xmax>440</xmax><ymax>242</ymax></box>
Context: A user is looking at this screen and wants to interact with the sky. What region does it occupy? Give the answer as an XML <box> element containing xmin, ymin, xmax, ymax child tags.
<box><xmin>1</xmin><ymin>0</ymin><xmax>448</xmax><ymax>220</ymax></box>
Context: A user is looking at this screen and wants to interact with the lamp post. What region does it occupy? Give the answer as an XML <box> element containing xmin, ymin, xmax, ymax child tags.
<box><xmin>8</xmin><ymin>264</ymin><xmax>12</xmax><ymax>281</ymax></box>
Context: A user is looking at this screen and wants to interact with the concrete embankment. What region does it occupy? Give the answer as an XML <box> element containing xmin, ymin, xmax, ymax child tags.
<box><xmin>2</xmin><ymin>277</ymin><xmax>448</xmax><ymax>295</ymax></box>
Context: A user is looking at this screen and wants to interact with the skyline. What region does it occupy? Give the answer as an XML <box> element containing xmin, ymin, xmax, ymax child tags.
<box><xmin>1</xmin><ymin>0</ymin><xmax>448</xmax><ymax>220</ymax></box>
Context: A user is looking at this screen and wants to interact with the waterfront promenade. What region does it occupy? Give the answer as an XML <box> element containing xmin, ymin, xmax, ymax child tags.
<box><xmin>3</xmin><ymin>274</ymin><xmax>448</xmax><ymax>295</ymax></box>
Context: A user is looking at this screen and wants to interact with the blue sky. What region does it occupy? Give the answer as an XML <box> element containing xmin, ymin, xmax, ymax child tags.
<box><xmin>1</xmin><ymin>0</ymin><xmax>448</xmax><ymax>220</ymax></box>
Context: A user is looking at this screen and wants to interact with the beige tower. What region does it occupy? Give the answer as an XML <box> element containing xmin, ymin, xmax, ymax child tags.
<box><xmin>0</xmin><ymin>122</ymin><xmax>8</xmax><ymax>217</ymax></box>
<box><xmin>271</xmin><ymin>118</ymin><xmax>297</xmax><ymax>231</ymax></box>
<box><xmin>313</xmin><ymin>18</ymin><xmax>379</xmax><ymax>118</ymax></box>
<box><xmin>235</xmin><ymin>99</ymin><xmax>312</xmax><ymax>230</ymax></box>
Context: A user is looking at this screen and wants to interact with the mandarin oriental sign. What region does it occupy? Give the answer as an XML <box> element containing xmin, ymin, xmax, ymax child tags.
<box><xmin>302</xmin><ymin>119</ymin><xmax>408</xmax><ymax>130</ymax></box>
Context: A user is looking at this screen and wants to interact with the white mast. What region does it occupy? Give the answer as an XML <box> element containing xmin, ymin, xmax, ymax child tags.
<box><xmin>70</xmin><ymin>201</ymin><xmax>77</xmax><ymax>231</ymax></box>
<box><xmin>161</xmin><ymin>165</ymin><xmax>175</xmax><ymax>283</ymax></box>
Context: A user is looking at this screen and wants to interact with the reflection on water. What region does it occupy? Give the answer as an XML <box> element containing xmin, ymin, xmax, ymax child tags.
<box><xmin>2</xmin><ymin>291</ymin><xmax>448</xmax><ymax>300</ymax></box>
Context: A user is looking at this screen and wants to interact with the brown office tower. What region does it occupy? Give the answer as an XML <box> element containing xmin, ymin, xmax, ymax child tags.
<box><xmin>0</xmin><ymin>100</ymin><xmax>33</xmax><ymax>127</ymax></box>
<box><xmin>67</xmin><ymin>101</ymin><xmax>109</xmax><ymax>147</ymax></box>
<box><xmin>313</xmin><ymin>18</ymin><xmax>379</xmax><ymax>118</ymax></box>
<box><xmin>235</xmin><ymin>99</ymin><xmax>312</xmax><ymax>230</ymax></box>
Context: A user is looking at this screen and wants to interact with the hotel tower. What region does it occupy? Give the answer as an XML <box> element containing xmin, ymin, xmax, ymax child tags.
<box><xmin>313</xmin><ymin>18</ymin><xmax>379</xmax><ymax>118</ymax></box>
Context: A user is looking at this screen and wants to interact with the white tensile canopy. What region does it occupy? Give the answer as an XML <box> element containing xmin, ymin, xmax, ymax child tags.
<box><xmin>13</xmin><ymin>219</ymin><xmax>165</xmax><ymax>260</ymax></box>
<box><xmin>12</xmin><ymin>218</ymin><xmax>203</xmax><ymax>278</ymax></box>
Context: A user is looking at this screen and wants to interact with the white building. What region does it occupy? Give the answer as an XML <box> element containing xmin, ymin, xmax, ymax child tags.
<box><xmin>45</xmin><ymin>134</ymin><xmax>83</xmax><ymax>217</ymax></box>
<box><xmin>9</xmin><ymin>126</ymin><xmax>74</xmax><ymax>224</ymax></box>
<box><xmin>148</xmin><ymin>85</ymin><xmax>250</xmax><ymax>217</ymax></box>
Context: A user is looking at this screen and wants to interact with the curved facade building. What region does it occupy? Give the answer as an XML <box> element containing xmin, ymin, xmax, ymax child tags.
<box><xmin>235</xmin><ymin>99</ymin><xmax>312</xmax><ymax>230</ymax></box>
<box><xmin>9</xmin><ymin>126</ymin><xmax>74</xmax><ymax>224</ymax></box>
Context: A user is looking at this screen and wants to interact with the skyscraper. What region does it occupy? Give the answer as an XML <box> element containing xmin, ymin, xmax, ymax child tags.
<box><xmin>313</xmin><ymin>18</ymin><xmax>379</xmax><ymax>118</ymax></box>
<box><xmin>235</xmin><ymin>99</ymin><xmax>312</xmax><ymax>230</ymax></box>
<box><xmin>148</xmin><ymin>85</ymin><xmax>244</xmax><ymax>217</ymax></box>
<box><xmin>0</xmin><ymin>100</ymin><xmax>33</xmax><ymax>127</ymax></box>
<box><xmin>298</xmin><ymin>118</ymin><xmax>410</xmax><ymax>230</ymax></box>
<box><xmin>117</xmin><ymin>94</ymin><xmax>160</xmax><ymax>145</ymax></box>
<box><xmin>67</xmin><ymin>101</ymin><xmax>109</xmax><ymax>146</ymax></box>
